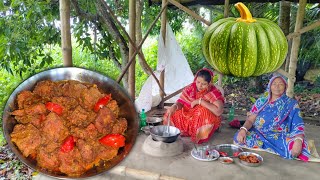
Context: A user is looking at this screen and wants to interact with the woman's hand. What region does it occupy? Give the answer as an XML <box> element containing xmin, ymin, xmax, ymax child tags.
<box><xmin>291</xmin><ymin>139</ymin><xmax>303</xmax><ymax>158</ymax></box>
<box><xmin>167</xmin><ymin>104</ymin><xmax>178</xmax><ymax>116</ymax></box>
<box><xmin>236</xmin><ymin>129</ymin><xmax>247</xmax><ymax>144</ymax></box>
<box><xmin>191</xmin><ymin>99</ymin><xmax>201</xmax><ymax>108</ymax></box>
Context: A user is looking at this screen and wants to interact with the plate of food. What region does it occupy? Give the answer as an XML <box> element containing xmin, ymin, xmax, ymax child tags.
<box><xmin>214</xmin><ymin>144</ymin><xmax>243</xmax><ymax>157</ymax></box>
<box><xmin>238</xmin><ymin>152</ymin><xmax>263</xmax><ymax>167</ymax></box>
<box><xmin>191</xmin><ymin>145</ymin><xmax>220</xmax><ymax>161</ymax></box>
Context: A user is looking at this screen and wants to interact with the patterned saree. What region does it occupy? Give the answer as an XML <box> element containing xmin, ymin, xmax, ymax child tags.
<box><xmin>164</xmin><ymin>69</ymin><xmax>224</xmax><ymax>144</ymax></box>
<box><xmin>233</xmin><ymin>75</ymin><xmax>310</xmax><ymax>161</ymax></box>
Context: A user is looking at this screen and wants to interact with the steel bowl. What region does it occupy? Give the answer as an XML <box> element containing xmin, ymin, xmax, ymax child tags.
<box><xmin>149</xmin><ymin>125</ymin><xmax>180</xmax><ymax>143</ymax></box>
<box><xmin>2</xmin><ymin>67</ymin><xmax>139</xmax><ymax>179</ymax></box>
<box><xmin>238</xmin><ymin>152</ymin><xmax>263</xmax><ymax>167</ymax></box>
<box><xmin>146</xmin><ymin>117</ymin><xmax>163</xmax><ymax>126</ymax></box>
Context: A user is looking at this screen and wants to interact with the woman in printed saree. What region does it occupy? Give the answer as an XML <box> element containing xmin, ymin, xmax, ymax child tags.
<box><xmin>164</xmin><ymin>68</ymin><xmax>224</xmax><ymax>144</ymax></box>
<box><xmin>234</xmin><ymin>74</ymin><xmax>310</xmax><ymax>161</ymax></box>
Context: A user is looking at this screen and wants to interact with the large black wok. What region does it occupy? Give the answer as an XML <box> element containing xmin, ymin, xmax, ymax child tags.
<box><xmin>2</xmin><ymin>67</ymin><xmax>139</xmax><ymax>179</ymax></box>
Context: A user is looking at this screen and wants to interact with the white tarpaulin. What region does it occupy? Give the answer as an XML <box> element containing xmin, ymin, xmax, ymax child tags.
<box><xmin>135</xmin><ymin>23</ymin><xmax>194</xmax><ymax>112</ymax></box>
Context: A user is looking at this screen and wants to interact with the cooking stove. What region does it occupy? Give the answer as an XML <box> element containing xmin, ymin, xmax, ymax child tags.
<box><xmin>142</xmin><ymin>135</ymin><xmax>183</xmax><ymax>157</ymax></box>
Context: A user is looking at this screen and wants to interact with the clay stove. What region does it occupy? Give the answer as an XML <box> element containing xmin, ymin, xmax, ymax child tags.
<box><xmin>142</xmin><ymin>135</ymin><xmax>183</xmax><ymax>157</ymax></box>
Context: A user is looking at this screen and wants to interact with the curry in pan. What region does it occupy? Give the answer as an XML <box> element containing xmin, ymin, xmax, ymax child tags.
<box><xmin>10</xmin><ymin>80</ymin><xmax>127</xmax><ymax>176</ymax></box>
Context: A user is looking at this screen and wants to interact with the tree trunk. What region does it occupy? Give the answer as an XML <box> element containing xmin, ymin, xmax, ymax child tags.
<box><xmin>136</xmin><ymin>0</ymin><xmax>151</xmax><ymax>75</ymax></box>
<box><xmin>279</xmin><ymin>0</ymin><xmax>291</xmax><ymax>70</ymax></box>
<box><xmin>60</xmin><ymin>0</ymin><xmax>72</xmax><ymax>67</ymax></box>
<box><xmin>93</xmin><ymin>0</ymin><xmax>129</xmax><ymax>89</ymax></box>
<box><xmin>287</xmin><ymin>0</ymin><xmax>307</xmax><ymax>97</ymax></box>
<box><xmin>129</xmin><ymin>0</ymin><xmax>136</xmax><ymax>99</ymax></box>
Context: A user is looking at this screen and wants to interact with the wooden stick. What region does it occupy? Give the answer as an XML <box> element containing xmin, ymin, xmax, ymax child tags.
<box><xmin>168</xmin><ymin>0</ymin><xmax>211</xmax><ymax>26</ymax></box>
<box><xmin>116</xmin><ymin>1</ymin><xmax>169</xmax><ymax>87</ymax></box>
<box><xmin>286</xmin><ymin>19</ymin><xmax>320</xmax><ymax>40</ymax></box>
<box><xmin>109</xmin><ymin>166</ymin><xmax>185</xmax><ymax>180</ymax></box>
<box><xmin>276</xmin><ymin>68</ymin><xmax>296</xmax><ymax>82</ymax></box>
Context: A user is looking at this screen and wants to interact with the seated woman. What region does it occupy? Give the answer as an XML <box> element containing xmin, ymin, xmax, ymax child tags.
<box><xmin>234</xmin><ymin>74</ymin><xmax>310</xmax><ymax>161</ymax></box>
<box><xmin>164</xmin><ymin>68</ymin><xmax>224</xmax><ymax>144</ymax></box>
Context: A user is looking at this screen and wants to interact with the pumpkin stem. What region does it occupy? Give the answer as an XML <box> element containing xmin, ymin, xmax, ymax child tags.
<box><xmin>235</xmin><ymin>2</ymin><xmax>256</xmax><ymax>23</ymax></box>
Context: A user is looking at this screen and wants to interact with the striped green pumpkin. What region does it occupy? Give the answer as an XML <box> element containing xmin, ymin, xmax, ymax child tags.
<box><xmin>202</xmin><ymin>2</ymin><xmax>288</xmax><ymax>77</ymax></box>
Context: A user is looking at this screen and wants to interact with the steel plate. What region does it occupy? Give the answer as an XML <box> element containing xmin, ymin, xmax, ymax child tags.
<box><xmin>191</xmin><ymin>145</ymin><xmax>220</xmax><ymax>161</ymax></box>
<box><xmin>214</xmin><ymin>144</ymin><xmax>244</xmax><ymax>157</ymax></box>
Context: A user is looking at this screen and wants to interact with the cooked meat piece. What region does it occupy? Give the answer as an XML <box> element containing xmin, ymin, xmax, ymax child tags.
<box><xmin>14</xmin><ymin>114</ymin><xmax>45</xmax><ymax>128</ymax></box>
<box><xmin>58</xmin><ymin>148</ymin><xmax>86</xmax><ymax>176</ymax></box>
<box><xmin>77</xmin><ymin>139</ymin><xmax>96</xmax><ymax>164</ymax></box>
<box><xmin>95</xmin><ymin>144</ymin><xmax>118</xmax><ymax>161</ymax></box>
<box><xmin>71</xmin><ymin>124</ymin><xmax>99</xmax><ymax>140</ymax></box>
<box><xmin>58</xmin><ymin>80</ymin><xmax>87</xmax><ymax>99</ymax></box>
<box><xmin>80</xmin><ymin>87</ymin><xmax>103</xmax><ymax>110</ymax></box>
<box><xmin>11</xmin><ymin>103</ymin><xmax>47</xmax><ymax>116</ymax></box>
<box><xmin>37</xmin><ymin>147</ymin><xmax>60</xmax><ymax>172</ymax></box>
<box><xmin>16</xmin><ymin>91</ymin><xmax>33</xmax><ymax>109</ymax></box>
<box><xmin>11</xmin><ymin>124</ymin><xmax>41</xmax><ymax>157</ymax></box>
<box><xmin>94</xmin><ymin>107</ymin><xmax>115</xmax><ymax>134</ymax></box>
<box><xmin>41</xmin><ymin>112</ymin><xmax>69</xmax><ymax>143</ymax></box>
<box><xmin>106</xmin><ymin>100</ymin><xmax>119</xmax><ymax>118</ymax></box>
<box><xmin>33</xmin><ymin>80</ymin><xmax>57</xmax><ymax>98</ymax></box>
<box><xmin>112</xmin><ymin>118</ymin><xmax>128</xmax><ymax>134</ymax></box>
<box><xmin>68</xmin><ymin>106</ymin><xmax>94</xmax><ymax>127</ymax></box>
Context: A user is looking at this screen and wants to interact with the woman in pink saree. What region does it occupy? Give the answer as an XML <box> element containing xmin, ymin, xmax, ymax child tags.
<box><xmin>164</xmin><ymin>68</ymin><xmax>224</xmax><ymax>144</ymax></box>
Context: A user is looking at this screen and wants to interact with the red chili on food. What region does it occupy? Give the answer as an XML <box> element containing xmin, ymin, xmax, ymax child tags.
<box><xmin>99</xmin><ymin>134</ymin><xmax>125</xmax><ymax>148</ymax></box>
<box><xmin>60</xmin><ymin>135</ymin><xmax>75</xmax><ymax>153</ymax></box>
<box><xmin>94</xmin><ymin>94</ymin><xmax>112</xmax><ymax>112</ymax></box>
<box><xmin>233</xmin><ymin>152</ymin><xmax>240</xmax><ymax>157</ymax></box>
<box><xmin>219</xmin><ymin>151</ymin><xmax>228</xmax><ymax>157</ymax></box>
<box><xmin>45</xmin><ymin>102</ymin><xmax>63</xmax><ymax>115</ymax></box>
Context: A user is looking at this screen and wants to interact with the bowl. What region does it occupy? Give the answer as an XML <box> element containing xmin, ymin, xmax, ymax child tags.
<box><xmin>219</xmin><ymin>157</ymin><xmax>234</xmax><ymax>164</ymax></box>
<box><xmin>146</xmin><ymin>117</ymin><xmax>163</xmax><ymax>126</ymax></box>
<box><xmin>149</xmin><ymin>125</ymin><xmax>180</xmax><ymax>143</ymax></box>
<box><xmin>238</xmin><ymin>152</ymin><xmax>263</xmax><ymax>167</ymax></box>
<box><xmin>2</xmin><ymin>67</ymin><xmax>139</xmax><ymax>179</ymax></box>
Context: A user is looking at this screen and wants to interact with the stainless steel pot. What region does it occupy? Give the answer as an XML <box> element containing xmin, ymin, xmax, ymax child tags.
<box><xmin>149</xmin><ymin>125</ymin><xmax>180</xmax><ymax>143</ymax></box>
<box><xmin>2</xmin><ymin>67</ymin><xmax>139</xmax><ymax>179</ymax></box>
<box><xmin>146</xmin><ymin>117</ymin><xmax>163</xmax><ymax>126</ymax></box>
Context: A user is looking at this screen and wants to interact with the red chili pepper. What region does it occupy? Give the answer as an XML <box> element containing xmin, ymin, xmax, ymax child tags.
<box><xmin>233</xmin><ymin>152</ymin><xmax>240</xmax><ymax>157</ymax></box>
<box><xmin>99</xmin><ymin>134</ymin><xmax>125</xmax><ymax>148</ymax></box>
<box><xmin>94</xmin><ymin>94</ymin><xmax>112</xmax><ymax>112</ymax></box>
<box><xmin>60</xmin><ymin>135</ymin><xmax>75</xmax><ymax>153</ymax></box>
<box><xmin>205</xmin><ymin>150</ymin><xmax>210</xmax><ymax>156</ymax></box>
<box><xmin>45</xmin><ymin>102</ymin><xmax>63</xmax><ymax>115</ymax></box>
<box><xmin>219</xmin><ymin>151</ymin><xmax>228</xmax><ymax>157</ymax></box>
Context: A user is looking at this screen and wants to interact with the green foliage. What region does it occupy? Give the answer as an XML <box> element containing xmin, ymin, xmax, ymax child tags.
<box><xmin>177</xmin><ymin>32</ymin><xmax>211</xmax><ymax>73</ymax></box>
<box><xmin>0</xmin><ymin>0</ymin><xmax>61</xmax><ymax>76</ymax></box>
<box><xmin>294</xmin><ymin>84</ymin><xmax>306</xmax><ymax>93</ymax></box>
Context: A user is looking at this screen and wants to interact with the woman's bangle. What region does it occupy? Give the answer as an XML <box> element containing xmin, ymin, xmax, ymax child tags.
<box><xmin>172</xmin><ymin>104</ymin><xmax>178</xmax><ymax>110</ymax></box>
<box><xmin>294</xmin><ymin>137</ymin><xmax>304</xmax><ymax>143</ymax></box>
<box><xmin>199</xmin><ymin>98</ymin><xmax>202</xmax><ymax>105</ymax></box>
<box><xmin>240</xmin><ymin>126</ymin><xmax>248</xmax><ymax>133</ymax></box>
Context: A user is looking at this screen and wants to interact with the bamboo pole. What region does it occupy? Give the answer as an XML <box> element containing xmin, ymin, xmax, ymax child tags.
<box><xmin>287</xmin><ymin>0</ymin><xmax>307</xmax><ymax>98</ymax></box>
<box><xmin>117</xmin><ymin>2</ymin><xmax>169</xmax><ymax>84</ymax></box>
<box><xmin>59</xmin><ymin>0</ymin><xmax>72</xmax><ymax>66</ymax></box>
<box><xmin>159</xmin><ymin>0</ymin><xmax>168</xmax><ymax>104</ymax></box>
<box><xmin>286</xmin><ymin>19</ymin><xmax>320</xmax><ymax>39</ymax></box>
<box><xmin>128</xmin><ymin>0</ymin><xmax>136</xmax><ymax>99</ymax></box>
<box><xmin>167</xmin><ymin>0</ymin><xmax>211</xmax><ymax>26</ymax></box>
